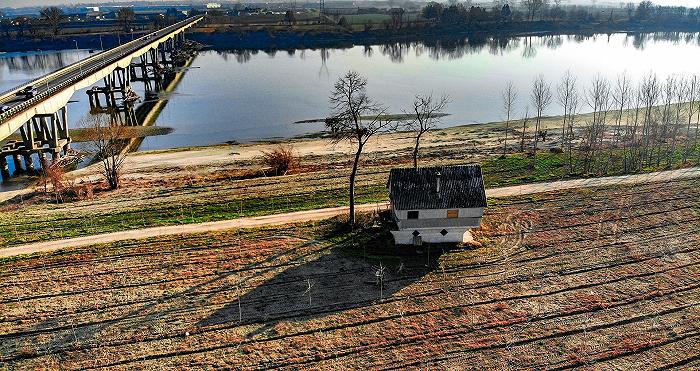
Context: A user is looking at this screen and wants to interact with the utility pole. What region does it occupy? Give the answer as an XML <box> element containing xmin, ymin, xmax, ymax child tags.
<box><xmin>74</xmin><ymin>40</ymin><xmax>83</xmax><ymax>76</ymax></box>
<box><xmin>319</xmin><ymin>0</ymin><xmax>325</xmax><ymax>24</ymax></box>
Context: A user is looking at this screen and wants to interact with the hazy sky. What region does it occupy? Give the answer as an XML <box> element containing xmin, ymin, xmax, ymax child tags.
<box><xmin>1</xmin><ymin>0</ymin><xmax>699</xmax><ymax>9</ymax></box>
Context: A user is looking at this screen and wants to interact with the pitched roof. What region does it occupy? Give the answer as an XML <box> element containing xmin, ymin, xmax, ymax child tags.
<box><xmin>388</xmin><ymin>165</ymin><xmax>487</xmax><ymax>210</ymax></box>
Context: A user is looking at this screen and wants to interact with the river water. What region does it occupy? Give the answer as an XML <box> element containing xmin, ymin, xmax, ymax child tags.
<box><xmin>2</xmin><ymin>32</ymin><xmax>700</xmax><ymax>151</ymax></box>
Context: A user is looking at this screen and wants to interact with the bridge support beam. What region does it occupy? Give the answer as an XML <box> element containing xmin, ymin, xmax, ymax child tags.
<box><xmin>130</xmin><ymin>47</ymin><xmax>167</xmax><ymax>98</ymax></box>
<box><xmin>0</xmin><ymin>16</ymin><xmax>204</xmax><ymax>182</ymax></box>
<box><xmin>87</xmin><ymin>67</ymin><xmax>140</xmax><ymax>126</ymax></box>
<box><xmin>0</xmin><ymin>156</ymin><xmax>9</xmax><ymax>180</ymax></box>
<box><xmin>0</xmin><ymin>107</ymin><xmax>72</xmax><ymax>181</ymax></box>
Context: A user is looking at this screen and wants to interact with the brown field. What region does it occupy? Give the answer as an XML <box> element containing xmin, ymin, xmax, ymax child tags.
<box><xmin>0</xmin><ymin>177</ymin><xmax>698</xmax><ymax>369</ymax></box>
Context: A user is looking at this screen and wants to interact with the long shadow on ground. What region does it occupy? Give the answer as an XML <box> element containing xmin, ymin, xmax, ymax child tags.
<box><xmin>197</xmin><ymin>222</ymin><xmax>447</xmax><ymax>337</ymax></box>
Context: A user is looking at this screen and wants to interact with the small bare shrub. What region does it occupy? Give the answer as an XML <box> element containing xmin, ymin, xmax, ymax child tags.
<box><xmin>39</xmin><ymin>159</ymin><xmax>66</xmax><ymax>203</ymax></box>
<box><xmin>81</xmin><ymin>114</ymin><xmax>128</xmax><ymax>190</ymax></box>
<box><xmin>261</xmin><ymin>145</ymin><xmax>298</xmax><ymax>176</ymax></box>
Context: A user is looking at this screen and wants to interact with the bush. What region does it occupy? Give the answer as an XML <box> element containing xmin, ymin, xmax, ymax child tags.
<box><xmin>261</xmin><ymin>145</ymin><xmax>298</xmax><ymax>176</ymax></box>
<box><xmin>39</xmin><ymin>159</ymin><xmax>66</xmax><ymax>202</ymax></box>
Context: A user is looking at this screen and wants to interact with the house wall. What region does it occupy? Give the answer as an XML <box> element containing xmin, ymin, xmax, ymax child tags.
<box><xmin>391</xmin><ymin>227</ymin><xmax>474</xmax><ymax>244</ymax></box>
<box><xmin>390</xmin><ymin>206</ymin><xmax>484</xmax><ymax>245</ymax></box>
<box><xmin>398</xmin><ymin>217</ymin><xmax>482</xmax><ymax>230</ymax></box>
<box><xmin>394</xmin><ymin>207</ymin><xmax>484</xmax><ymax>220</ymax></box>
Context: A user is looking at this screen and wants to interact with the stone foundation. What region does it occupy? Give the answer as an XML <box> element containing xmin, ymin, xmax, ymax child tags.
<box><xmin>391</xmin><ymin>227</ymin><xmax>474</xmax><ymax>245</ymax></box>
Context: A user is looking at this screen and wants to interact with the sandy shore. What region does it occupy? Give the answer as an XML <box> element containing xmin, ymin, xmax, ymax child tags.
<box><xmin>0</xmin><ymin>111</ymin><xmax>587</xmax><ymax>202</ymax></box>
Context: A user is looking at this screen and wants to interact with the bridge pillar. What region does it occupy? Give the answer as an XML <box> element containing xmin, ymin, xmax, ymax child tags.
<box><xmin>12</xmin><ymin>154</ymin><xmax>25</xmax><ymax>175</ymax></box>
<box><xmin>130</xmin><ymin>52</ymin><xmax>163</xmax><ymax>97</ymax></box>
<box><xmin>59</xmin><ymin>107</ymin><xmax>70</xmax><ymax>151</ymax></box>
<box><xmin>88</xmin><ymin>69</ymin><xmax>140</xmax><ymax>126</ymax></box>
<box><xmin>24</xmin><ymin>154</ymin><xmax>36</xmax><ymax>175</ymax></box>
<box><xmin>0</xmin><ymin>156</ymin><xmax>9</xmax><ymax>181</ymax></box>
<box><xmin>38</xmin><ymin>152</ymin><xmax>48</xmax><ymax>167</ymax></box>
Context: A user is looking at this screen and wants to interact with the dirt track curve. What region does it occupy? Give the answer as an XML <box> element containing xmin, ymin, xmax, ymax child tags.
<box><xmin>2</xmin><ymin>166</ymin><xmax>698</xmax><ymax>258</ymax></box>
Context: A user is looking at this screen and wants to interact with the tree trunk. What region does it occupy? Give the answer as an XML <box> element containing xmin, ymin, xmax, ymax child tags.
<box><xmin>348</xmin><ymin>143</ymin><xmax>363</xmax><ymax>226</ymax></box>
<box><xmin>520</xmin><ymin>120</ymin><xmax>527</xmax><ymax>152</ymax></box>
<box><xmin>413</xmin><ymin>134</ymin><xmax>421</xmax><ymax>168</ymax></box>
<box><xmin>533</xmin><ymin>116</ymin><xmax>540</xmax><ymax>155</ymax></box>
<box><xmin>503</xmin><ymin>115</ymin><xmax>510</xmax><ymax>157</ymax></box>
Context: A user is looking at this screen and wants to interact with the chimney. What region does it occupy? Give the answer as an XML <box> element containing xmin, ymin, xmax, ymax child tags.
<box><xmin>435</xmin><ymin>171</ymin><xmax>441</xmax><ymax>193</ymax></box>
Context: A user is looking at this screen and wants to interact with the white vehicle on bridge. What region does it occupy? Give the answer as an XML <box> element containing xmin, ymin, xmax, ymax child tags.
<box><xmin>0</xmin><ymin>105</ymin><xmax>10</xmax><ymax>114</ymax></box>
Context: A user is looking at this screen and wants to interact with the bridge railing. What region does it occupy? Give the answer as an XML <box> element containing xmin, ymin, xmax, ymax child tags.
<box><xmin>0</xmin><ymin>16</ymin><xmax>202</xmax><ymax>125</ymax></box>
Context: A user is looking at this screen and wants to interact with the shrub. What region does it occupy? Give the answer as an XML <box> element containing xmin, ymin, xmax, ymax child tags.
<box><xmin>261</xmin><ymin>145</ymin><xmax>298</xmax><ymax>176</ymax></box>
<box><xmin>39</xmin><ymin>159</ymin><xmax>66</xmax><ymax>202</ymax></box>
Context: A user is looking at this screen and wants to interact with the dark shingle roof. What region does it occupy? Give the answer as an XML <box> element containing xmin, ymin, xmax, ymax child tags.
<box><xmin>388</xmin><ymin>165</ymin><xmax>487</xmax><ymax>210</ymax></box>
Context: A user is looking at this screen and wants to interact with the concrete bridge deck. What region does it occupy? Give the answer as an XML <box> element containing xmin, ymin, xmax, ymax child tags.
<box><xmin>0</xmin><ymin>15</ymin><xmax>203</xmax><ymax>144</ymax></box>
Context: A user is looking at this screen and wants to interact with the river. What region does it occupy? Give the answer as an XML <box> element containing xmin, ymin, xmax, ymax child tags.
<box><xmin>2</xmin><ymin>32</ymin><xmax>700</xmax><ymax>152</ymax></box>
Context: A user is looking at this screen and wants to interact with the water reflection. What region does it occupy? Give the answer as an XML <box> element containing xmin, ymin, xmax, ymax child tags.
<box><xmin>0</xmin><ymin>52</ymin><xmax>69</xmax><ymax>73</ymax></box>
<box><xmin>5</xmin><ymin>31</ymin><xmax>700</xmax><ymax>151</ymax></box>
<box><xmin>211</xmin><ymin>31</ymin><xmax>700</xmax><ymax>64</ymax></box>
<box><xmin>0</xmin><ymin>50</ymin><xmax>92</xmax><ymax>91</ymax></box>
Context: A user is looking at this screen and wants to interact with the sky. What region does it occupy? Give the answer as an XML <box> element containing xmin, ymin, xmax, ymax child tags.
<box><xmin>1</xmin><ymin>0</ymin><xmax>700</xmax><ymax>9</ymax></box>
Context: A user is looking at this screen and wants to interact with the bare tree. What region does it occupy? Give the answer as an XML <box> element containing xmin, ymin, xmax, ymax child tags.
<box><xmin>565</xmin><ymin>88</ymin><xmax>581</xmax><ymax>173</ymax></box>
<box><xmin>658</xmin><ymin>76</ymin><xmax>676</xmax><ymax>166</ymax></box>
<box><xmin>581</xmin><ymin>75</ymin><xmax>611</xmax><ymax>173</ymax></box>
<box><xmin>668</xmin><ymin>76</ymin><xmax>686</xmax><ymax>167</ymax></box>
<box><xmin>556</xmin><ymin>71</ymin><xmax>577</xmax><ymax>150</ymax></box>
<box><xmin>626</xmin><ymin>86</ymin><xmax>643</xmax><ymax>171</ymax></box>
<box><xmin>40</xmin><ymin>7</ymin><xmax>65</xmax><ymax>36</ymax></box>
<box><xmin>116</xmin><ymin>7</ymin><xmax>136</xmax><ymax>32</ymax></box>
<box><xmin>501</xmin><ymin>82</ymin><xmax>518</xmax><ymax>156</ymax></box>
<box><xmin>609</xmin><ymin>72</ymin><xmax>632</xmax><ymax>172</ymax></box>
<box><xmin>683</xmin><ymin>76</ymin><xmax>698</xmax><ymax>163</ymax></box>
<box><xmin>530</xmin><ymin>74</ymin><xmax>552</xmax><ymax>154</ymax></box>
<box><xmin>81</xmin><ymin>114</ymin><xmax>129</xmax><ymax>190</ymax></box>
<box><xmin>327</xmin><ymin>71</ymin><xmax>397</xmax><ymax>226</ymax></box>
<box><xmin>405</xmin><ymin>93</ymin><xmax>450</xmax><ymax>168</ymax></box>
<box><xmin>612</xmin><ymin>72</ymin><xmax>632</xmax><ymax>143</ymax></box>
<box><xmin>520</xmin><ymin>105</ymin><xmax>530</xmax><ymax>153</ymax></box>
<box><xmin>521</xmin><ymin>0</ymin><xmax>548</xmax><ymax>20</ymax></box>
<box><xmin>639</xmin><ymin>73</ymin><xmax>660</xmax><ymax>169</ymax></box>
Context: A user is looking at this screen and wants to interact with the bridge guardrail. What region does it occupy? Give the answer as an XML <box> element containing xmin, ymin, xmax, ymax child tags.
<box><xmin>0</xmin><ymin>16</ymin><xmax>202</xmax><ymax>103</ymax></box>
<box><xmin>0</xmin><ymin>16</ymin><xmax>202</xmax><ymax>125</ymax></box>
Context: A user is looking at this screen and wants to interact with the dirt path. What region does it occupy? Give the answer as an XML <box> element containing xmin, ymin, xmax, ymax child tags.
<box><xmin>2</xmin><ymin>166</ymin><xmax>699</xmax><ymax>258</ymax></box>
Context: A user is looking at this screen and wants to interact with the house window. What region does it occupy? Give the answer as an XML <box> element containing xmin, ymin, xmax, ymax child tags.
<box><xmin>447</xmin><ymin>209</ymin><xmax>459</xmax><ymax>218</ymax></box>
<box><xmin>407</xmin><ymin>211</ymin><xmax>419</xmax><ymax>219</ymax></box>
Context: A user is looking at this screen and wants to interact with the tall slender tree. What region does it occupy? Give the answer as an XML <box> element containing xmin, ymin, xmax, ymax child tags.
<box><xmin>501</xmin><ymin>81</ymin><xmax>518</xmax><ymax>156</ymax></box>
<box><xmin>609</xmin><ymin>72</ymin><xmax>631</xmax><ymax>172</ymax></box>
<box><xmin>530</xmin><ymin>74</ymin><xmax>552</xmax><ymax>154</ymax></box>
<box><xmin>326</xmin><ymin>71</ymin><xmax>397</xmax><ymax>226</ymax></box>
<box><xmin>405</xmin><ymin>93</ymin><xmax>450</xmax><ymax>168</ymax></box>
<box><xmin>584</xmin><ymin>75</ymin><xmax>611</xmax><ymax>173</ymax></box>
<box><xmin>557</xmin><ymin>71</ymin><xmax>577</xmax><ymax>150</ymax></box>
<box><xmin>682</xmin><ymin>76</ymin><xmax>698</xmax><ymax>163</ymax></box>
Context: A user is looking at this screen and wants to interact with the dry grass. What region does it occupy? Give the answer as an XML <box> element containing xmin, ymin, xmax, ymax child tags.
<box><xmin>0</xmin><ymin>178</ymin><xmax>698</xmax><ymax>369</ymax></box>
<box><xmin>260</xmin><ymin>145</ymin><xmax>299</xmax><ymax>176</ymax></box>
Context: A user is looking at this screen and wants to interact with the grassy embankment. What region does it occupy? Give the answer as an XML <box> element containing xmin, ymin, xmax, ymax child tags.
<box><xmin>0</xmin><ymin>149</ymin><xmax>695</xmax><ymax>248</ymax></box>
<box><xmin>0</xmin><ymin>106</ymin><xmax>698</xmax><ymax>247</ymax></box>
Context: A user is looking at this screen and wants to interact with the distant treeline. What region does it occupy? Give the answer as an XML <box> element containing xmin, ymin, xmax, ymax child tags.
<box><xmin>419</xmin><ymin>1</ymin><xmax>700</xmax><ymax>27</ymax></box>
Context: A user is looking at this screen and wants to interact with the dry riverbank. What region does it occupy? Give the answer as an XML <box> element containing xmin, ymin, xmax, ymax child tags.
<box><xmin>1</xmin><ymin>108</ymin><xmax>697</xmax><ymax>247</ymax></box>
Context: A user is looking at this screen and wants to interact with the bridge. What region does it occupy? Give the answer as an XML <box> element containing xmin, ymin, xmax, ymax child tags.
<box><xmin>0</xmin><ymin>15</ymin><xmax>203</xmax><ymax>180</ymax></box>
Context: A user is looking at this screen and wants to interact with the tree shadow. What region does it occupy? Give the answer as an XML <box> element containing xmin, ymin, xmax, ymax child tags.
<box><xmin>16</xmin><ymin>215</ymin><xmax>454</xmax><ymax>360</ymax></box>
<box><xmin>196</xmin><ymin>223</ymin><xmax>447</xmax><ymax>338</ymax></box>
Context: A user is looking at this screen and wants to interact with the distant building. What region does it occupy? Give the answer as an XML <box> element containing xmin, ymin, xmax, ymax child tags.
<box><xmin>85</xmin><ymin>7</ymin><xmax>105</xmax><ymax>21</ymax></box>
<box><xmin>388</xmin><ymin>165</ymin><xmax>487</xmax><ymax>245</ymax></box>
<box><xmin>206</xmin><ymin>3</ymin><xmax>222</xmax><ymax>9</ymax></box>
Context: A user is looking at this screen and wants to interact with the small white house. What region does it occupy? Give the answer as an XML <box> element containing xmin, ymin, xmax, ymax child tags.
<box><xmin>388</xmin><ymin>165</ymin><xmax>487</xmax><ymax>245</ymax></box>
